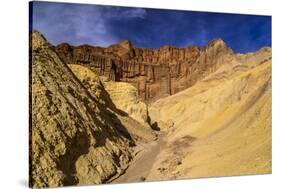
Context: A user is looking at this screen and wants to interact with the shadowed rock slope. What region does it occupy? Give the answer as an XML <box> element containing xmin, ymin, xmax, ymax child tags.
<box><xmin>29</xmin><ymin>31</ymin><xmax>155</xmax><ymax>188</ymax></box>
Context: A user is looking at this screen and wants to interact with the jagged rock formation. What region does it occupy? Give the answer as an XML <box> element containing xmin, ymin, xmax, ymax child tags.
<box><xmin>29</xmin><ymin>31</ymin><xmax>155</xmax><ymax>188</ymax></box>
<box><xmin>55</xmin><ymin>38</ymin><xmax>233</xmax><ymax>102</ymax></box>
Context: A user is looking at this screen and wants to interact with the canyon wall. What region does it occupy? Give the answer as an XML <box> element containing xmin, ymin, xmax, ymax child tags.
<box><xmin>56</xmin><ymin>39</ymin><xmax>233</xmax><ymax>102</ymax></box>
<box><xmin>30</xmin><ymin>31</ymin><xmax>134</xmax><ymax>187</ymax></box>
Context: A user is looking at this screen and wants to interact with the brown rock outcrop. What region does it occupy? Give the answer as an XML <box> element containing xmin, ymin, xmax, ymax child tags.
<box><xmin>56</xmin><ymin>38</ymin><xmax>233</xmax><ymax>102</ymax></box>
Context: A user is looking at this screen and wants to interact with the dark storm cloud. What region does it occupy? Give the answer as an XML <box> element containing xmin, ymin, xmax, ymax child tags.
<box><xmin>30</xmin><ymin>1</ymin><xmax>271</xmax><ymax>53</ymax></box>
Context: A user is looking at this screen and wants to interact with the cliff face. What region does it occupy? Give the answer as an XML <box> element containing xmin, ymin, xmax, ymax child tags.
<box><xmin>55</xmin><ymin>38</ymin><xmax>233</xmax><ymax>102</ymax></box>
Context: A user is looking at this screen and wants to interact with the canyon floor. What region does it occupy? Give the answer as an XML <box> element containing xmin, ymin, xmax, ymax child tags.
<box><xmin>30</xmin><ymin>31</ymin><xmax>271</xmax><ymax>188</ymax></box>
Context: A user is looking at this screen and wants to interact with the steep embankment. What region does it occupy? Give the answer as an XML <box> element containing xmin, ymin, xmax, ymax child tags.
<box><xmin>30</xmin><ymin>31</ymin><xmax>154</xmax><ymax>188</ymax></box>
<box><xmin>148</xmin><ymin>48</ymin><xmax>272</xmax><ymax>180</ymax></box>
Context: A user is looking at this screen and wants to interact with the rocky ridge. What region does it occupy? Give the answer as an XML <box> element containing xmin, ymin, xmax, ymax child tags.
<box><xmin>55</xmin><ymin>38</ymin><xmax>233</xmax><ymax>102</ymax></box>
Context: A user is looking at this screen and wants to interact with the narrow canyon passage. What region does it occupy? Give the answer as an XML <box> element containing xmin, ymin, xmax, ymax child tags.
<box><xmin>112</xmin><ymin>132</ymin><xmax>167</xmax><ymax>183</ymax></box>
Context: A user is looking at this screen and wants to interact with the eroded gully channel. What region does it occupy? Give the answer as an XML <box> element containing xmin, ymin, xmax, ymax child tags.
<box><xmin>111</xmin><ymin>132</ymin><xmax>167</xmax><ymax>183</ymax></box>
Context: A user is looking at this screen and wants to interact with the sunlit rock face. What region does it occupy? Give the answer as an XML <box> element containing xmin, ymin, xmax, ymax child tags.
<box><xmin>30</xmin><ymin>31</ymin><xmax>134</xmax><ymax>188</ymax></box>
<box><xmin>55</xmin><ymin>38</ymin><xmax>233</xmax><ymax>102</ymax></box>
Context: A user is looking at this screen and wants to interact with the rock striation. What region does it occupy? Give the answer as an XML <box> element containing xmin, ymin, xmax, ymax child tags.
<box><xmin>30</xmin><ymin>31</ymin><xmax>148</xmax><ymax>188</ymax></box>
<box><xmin>55</xmin><ymin>38</ymin><xmax>233</xmax><ymax>102</ymax></box>
<box><xmin>147</xmin><ymin>47</ymin><xmax>272</xmax><ymax>180</ymax></box>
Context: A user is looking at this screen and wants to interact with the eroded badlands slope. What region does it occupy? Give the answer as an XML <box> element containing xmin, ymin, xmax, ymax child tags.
<box><xmin>148</xmin><ymin>48</ymin><xmax>272</xmax><ymax>179</ymax></box>
<box><xmin>30</xmin><ymin>31</ymin><xmax>154</xmax><ymax>188</ymax></box>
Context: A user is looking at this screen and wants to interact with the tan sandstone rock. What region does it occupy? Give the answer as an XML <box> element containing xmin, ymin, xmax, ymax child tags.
<box><xmin>30</xmin><ymin>31</ymin><xmax>134</xmax><ymax>188</ymax></box>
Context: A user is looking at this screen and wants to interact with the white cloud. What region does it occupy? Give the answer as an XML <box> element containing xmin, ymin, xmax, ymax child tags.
<box><xmin>32</xmin><ymin>2</ymin><xmax>147</xmax><ymax>47</ymax></box>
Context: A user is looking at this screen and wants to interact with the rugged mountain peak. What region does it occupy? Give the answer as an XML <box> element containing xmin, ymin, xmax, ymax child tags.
<box><xmin>161</xmin><ymin>44</ymin><xmax>173</xmax><ymax>49</ymax></box>
<box><xmin>105</xmin><ymin>39</ymin><xmax>133</xmax><ymax>57</ymax></box>
<box><xmin>204</xmin><ymin>38</ymin><xmax>233</xmax><ymax>55</ymax></box>
<box><xmin>56</xmin><ymin>42</ymin><xmax>73</xmax><ymax>51</ymax></box>
<box><xmin>208</xmin><ymin>38</ymin><xmax>225</xmax><ymax>45</ymax></box>
<box><xmin>258</xmin><ymin>47</ymin><xmax>272</xmax><ymax>53</ymax></box>
<box><xmin>30</xmin><ymin>30</ymin><xmax>49</xmax><ymax>50</ymax></box>
<box><xmin>205</xmin><ymin>38</ymin><xmax>225</xmax><ymax>49</ymax></box>
<box><xmin>118</xmin><ymin>39</ymin><xmax>133</xmax><ymax>50</ymax></box>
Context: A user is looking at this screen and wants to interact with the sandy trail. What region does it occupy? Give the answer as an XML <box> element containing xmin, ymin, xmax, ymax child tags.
<box><xmin>112</xmin><ymin>133</ymin><xmax>167</xmax><ymax>183</ymax></box>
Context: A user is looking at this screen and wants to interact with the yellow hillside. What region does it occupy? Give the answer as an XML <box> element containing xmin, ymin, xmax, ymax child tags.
<box><xmin>148</xmin><ymin>50</ymin><xmax>272</xmax><ymax>179</ymax></box>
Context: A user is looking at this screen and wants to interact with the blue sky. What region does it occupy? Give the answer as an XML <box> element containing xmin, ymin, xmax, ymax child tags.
<box><xmin>30</xmin><ymin>1</ymin><xmax>271</xmax><ymax>53</ymax></box>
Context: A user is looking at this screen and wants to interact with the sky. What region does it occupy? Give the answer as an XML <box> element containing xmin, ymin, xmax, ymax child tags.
<box><xmin>30</xmin><ymin>1</ymin><xmax>271</xmax><ymax>53</ymax></box>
